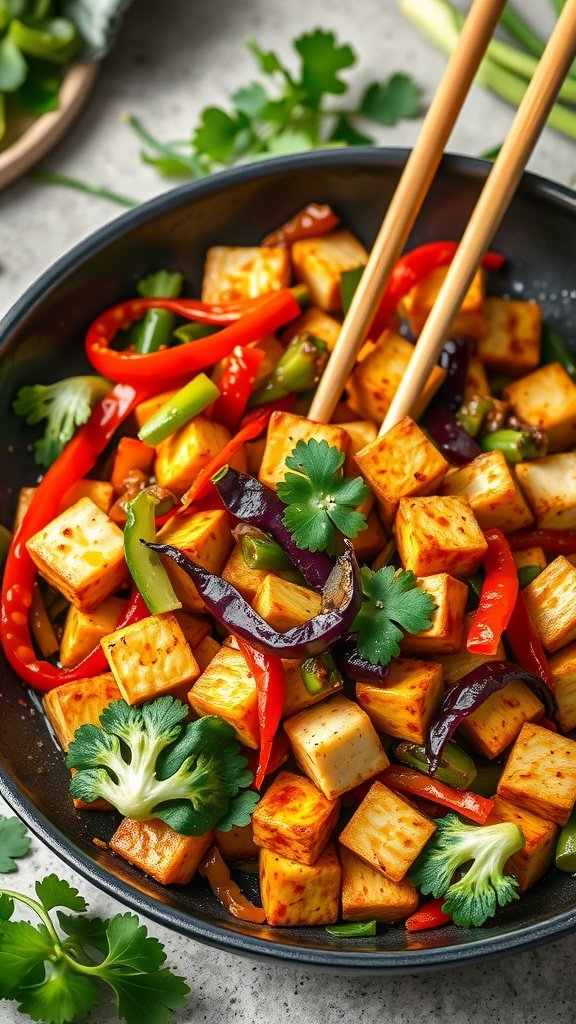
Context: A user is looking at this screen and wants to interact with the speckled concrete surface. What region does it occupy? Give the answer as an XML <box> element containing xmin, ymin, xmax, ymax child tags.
<box><xmin>1</xmin><ymin>1</ymin><xmax>575</xmax><ymax>1021</ymax></box>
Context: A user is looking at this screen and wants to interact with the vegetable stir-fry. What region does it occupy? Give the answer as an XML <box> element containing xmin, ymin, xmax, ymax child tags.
<box><xmin>3</xmin><ymin>204</ymin><xmax>576</xmax><ymax>937</ymax></box>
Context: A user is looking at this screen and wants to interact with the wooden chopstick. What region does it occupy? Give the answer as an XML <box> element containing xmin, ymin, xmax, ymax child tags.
<box><xmin>307</xmin><ymin>0</ymin><xmax>506</xmax><ymax>425</ymax></box>
<box><xmin>380</xmin><ymin>0</ymin><xmax>576</xmax><ymax>436</ymax></box>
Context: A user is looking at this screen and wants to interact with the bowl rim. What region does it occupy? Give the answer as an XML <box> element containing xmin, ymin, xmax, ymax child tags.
<box><xmin>2</xmin><ymin>147</ymin><xmax>576</xmax><ymax>973</ymax></box>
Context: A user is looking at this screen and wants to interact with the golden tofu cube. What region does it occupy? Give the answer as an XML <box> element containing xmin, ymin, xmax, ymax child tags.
<box><xmin>346</xmin><ymin>331</ymin><xmax>446</xmax><ymax>425</ymax></box>
<box><xmin>477</xmin><ymin>297</ymin><xmax>541</xmax><ymax>376</ymax></box>
<box><xmin>524</xmin><ymin>556</ymin><xmax>576</xmax><ymax>652</ymax></box>
<box><xmin>259</xmin><ymin>411</ymin><xmax>349</xmax><ymax>491</ymax></box>
<box><xmin>201</xmin><ymin>245</ymin><xmax>291</xmax><ymax>304</ymax></box>
<box><xmin>252</xmin><ymin>770</ymin><xmax>340</xmax><ymax>865</ymax></box>
<box><xmin>454</xmin><ymin>678</ymin><xmax>543</xmax><ymax>759</ymax></box>
<box><xmin>339</xmin><ymin>781</ymin><xmax>436</xmax><ymax>882</ymax></box>
<box><xmin>340</xmin><ymin>846</ymin><xmax>418</xmax><ymax>922</ymax></box>
<box><xmin>26</xmin><ymin>497</ymin><xmax>126</xmax><ymax>612</ymax></box>
<box><xmin>101</xmin><ymin>612</ymin><xmax>199</xmax><ymax>704</ymax></box>
<box><xmin>109</xmin><ymin>817</ymin><xmax>213</xmax><ymax>885</ymax></box>
<box><xmin>61</xmin><ymin>480</ymin><xmax>114</xmax><ymax>515</ymax></box>
<box><xmin>173</xmin><ymin>611</ymin><xmax>211</xmax><ymax>649</ymax></box>
<box><xmin>43</xmin><ymin>672</ymin><xmax>121</xmax><ymax>751</ymax></box>
<box><xmin>498</xmin><ymin>723</ymin><xmax>576</xmax><ymax>825</ymax></box>
<box><xmin>435</xmin><ymin>612</ymin><xmax>505</xmax><ymax>685</ymax></box>
<box><xmin>134</xmin><ymin>389</ymin><xmax>177</xmax><ymax>431</ymax></box>
<box><xmin>356</xmin><ymin>658</ymin><xmax>444</xmax><ymax>744</ymax></box>
<box><xmin>487</xmin><ymin>795</ymin><xmax>558</xmax><ymax>893</ymax></box>
<box><xmin>401</xmin><ymin>574</ymin><xmax>468</xmax><ymax>655</ymax></box>
<box><xmin>282</xmin><ymin>659</ymin><xmax>343</xmax><ymax>718</ymax></box>
<box><xmin>188</xmin><ymin>643</ymin><xmax>259</xmax><ymax>748</ymax></box>
<box><xmin>59</xmin><ymin>597</ymin><xmax>126</xmax><ymax>668</ymax></box>
<box><xmin>516</xmin><ymin>454</ymin><xmax>576</xmax><ymax>530</ymax></box>
<box><xmin>281</xmin><ymin>306</ymin><xmax>341</xmax><ymax>350</ymax></box>
<box><xmin>221</xmin><ymin>541</ymin><xmax>272</xmax><ymax>602</ymax></box>
<box><xmin>355</xmin><ymin>416</ymin><xmax>449</xmax><ymax>527</ymax></box>
<box><xmin>214</xmin><ymin>823</ymin><xmax>259</xmax><ymax>863</ymax></box>
<box><xmin>351</xmin><ymin>510</ymin><xmax>388</xmax><ymax>563</ymax></box>
<box><xmin>283</xmin><ymin>695</ymin><xmax>389</xmax><ymax>800</ymax></box>
<box><xmin>396</xmin><ymin>495</ymin><xmax>487</xmax><ymax>578</ymax></box>
<box><xmin>512</xmin><ymin>546</ymin><xmax>547</xmax><ymax>571</ymax></box>
<box><xmin>465</xmin><ymin>356</ymin><xmax>490</xmax><ymax>401</ymax></box>
<box><xmin>192</xmin><ymin>635</ymin><xmax>221</xmax><ymax>672</ymax></box>
<box><xmin>157</xmin><ymin>509</ymin><xmax>233</xmax><ymax>613</ymax></box>
<box><xmin>401</xmin><ymin>266</ymin><xmax>486</xmax><ymax>339</ymax></box>
<box><xmin>154</xmin><ymin>416</ymin><xmax>236</xmax><ymax>497</ymax></box>
<box><xmin>550</xmin><ymin>643</ymin><xmax>576</xmax><ymax>733</ymax></box>
<box><xmin>252</xmin><ymin>575</ymin><xmax>322</xmax><ymax>631</ymax></box>
<box><xmin>440</xmin><ymin>449</ymin><xmax>533</xmax><ymax>534</ymax></box>
<box><xmin>259</xmin><ymin>843</ymin><xmax>341</xmax><ymax>926</ymax></box>
<box><xmin>292</xmin><ymin>229</ymin><xmax>368</xmax><ymax>312</ymax></box>
<box><xmin>13</xmin><ymin>486</ymin><xmax>36</xmax><ymax>531</ymax></box>
<box><xmin>245</xmin><ymin>437</ymin><xmax>267</xmax><ymax>476</ymax></box>
<box><xmin>503</xmin><ymin>362</ymin><xmax>576</xmax><ymax>453</ymax></box>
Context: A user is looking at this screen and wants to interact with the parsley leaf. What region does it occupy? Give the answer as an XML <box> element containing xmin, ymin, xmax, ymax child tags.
<box><xmin>353</xmin><ymin>566</ymin><xmax>437</xmax><ymax>666</ymax></box>
<box><xmin>17</xmin><ymin>967</ymin><xmax>99</xmax><ymax>1024</ymax></box>
<box><xmin>295</xmin><ymin>28</ymin><xmax>355</xmax><ymax>101</ymax></box>
<box><xmin>0</xmin><ymin>816</ymin><xmax>30</xmax><ymax>872</ymax></box>
<box><xmin>277</xmin><ymin>438</ymin><xmax>369</xmax><ymax>553</ymax></box>
<box><xmin>360</xmin><ymin>73</ymin><xmax>422</xmax><ymax>126</ymax></box>
<box><xmin>35</xmin><ymin>875</ymin><xmax>88</xmax><ymax>914</ymax></box>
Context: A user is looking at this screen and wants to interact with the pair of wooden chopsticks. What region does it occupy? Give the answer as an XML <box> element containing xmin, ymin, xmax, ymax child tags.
<box><xmin>308</xmin><ymin>0</ymin><xmax>576</xmax><ymax>437</ymax></box>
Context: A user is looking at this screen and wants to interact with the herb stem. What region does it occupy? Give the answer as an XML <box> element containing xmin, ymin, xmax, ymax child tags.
<box><xmin>31</xmin><ymin>171</ymin><xmax>139</xmax><ymax>208</ymax></box>
<box><xmin>0</xmin><ymin>889</ymin><xmax>62</xmax><ymax>948</ymax></box>
<box><xmin>125</xmin><ymin>113</ymin><xmax>206</xmax><ymax>177</ymax></box>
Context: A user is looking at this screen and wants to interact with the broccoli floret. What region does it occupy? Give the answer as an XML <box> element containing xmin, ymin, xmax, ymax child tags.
<box><xmin>13</xmin><ymin>375</ymin><xmax>111</xmax><ymax>467</ymax></box>
<box><xmin>410</xmin><ymin>812</ymin><xmax>525</xmax><ymax>927</ymax></box>
<box><xmin>66</xmin><ymin>696</ymin><xmax>258</xmax><ymax>835</ymax></box>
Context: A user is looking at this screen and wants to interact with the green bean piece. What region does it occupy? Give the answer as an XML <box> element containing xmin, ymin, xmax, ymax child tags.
<box><xmin>138</xmin><ymin>373</ymin><xmax>220</xmax><ymax>445</ymax></box>
<box><xmin>480</xmin><ymin>428</ymin><xmax>546</xmax><ymax>463</ymax></box>
<box><xmin>325</xmin><ymin>920</ymin><xmax>377</xmax><ymax>937</ymax></box>
<box><xmin>241</xmin><ymin>534</ymin><xmax>295</xmax><ymax>573</ymax></box>
<box><xmin>340</xmin><ymin>265</ymin><xmax>365</xmax><ymax>313</ymax></box>
<box><xmin>300</xmin><ymin>654</ymin><xmax>343</xmax><ymax>697</ymax></box>
<box><xmin>467</xmin><ymin>764</ymin><xmax>503</xmax><ymax>798</ymax></box>
<box><xmin>556</xmin><ymin>809</ymin><xmax>576</xmax><ymax>872</ymax></box>
<box><xmin>173</xmin><ymin>323</ymin><xmax>221</xmax><ymax>345</ymax></box>
<box><xmin>456</xmin><ymin>396</ymin><xmax>494</xmax><ymax>437</ymax></box>
<box><xmin>249</xmin><ymin>334</ymin><xmax>328</xmax><ymax>405</ymax></box>
<box><xmin>135</xmin><ymin>270</ymin><xmax>184</xmax><ymax>354</ymax></box>
<box><xmin>392</xmin><ymin>740</ymin><xmax>477</xmax><ymax>790</ymax></box>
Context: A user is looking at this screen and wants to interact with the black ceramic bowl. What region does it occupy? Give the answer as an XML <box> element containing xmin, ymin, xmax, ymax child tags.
<box><xmin>1</xmin><ymin>150</ymin><xmax>576</xmax><ymax>974</ymax></box>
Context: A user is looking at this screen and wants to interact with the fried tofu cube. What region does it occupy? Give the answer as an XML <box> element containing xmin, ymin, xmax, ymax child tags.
<box><xmin>351</xmin><ymin>510</ymin><xmax>388</xmax><ymax>562</ymax></box>
<box><xmin>401</xmin><ymin>575</ymin><xmax>468</xmax><ymax>655</ymax></box>
<box><xmin>465</xmin><ymin>357</ymin><xmax>490</xmax><ymax>401</ymax></box>
<box><xmin>346</xmin><ymin>331</ymin><xmax>446</xmax><ymax>424</ymax></box>
<box><xmin>395</xmin><ymin>495</ymin><xmax>487</xmax><ymax>578</ymax></box>
<box><xmin>281</xmin><ymin>307</ymin><xmax>342</xmax><ymax>351</ymax></box>
<box><xmin>192</xmin><ymin>635</ymin><xmax>221</xmax><ymax>672</ymax></box>
<box><xmin>26</xmin><ymin>498</ymin><xmax>126</xmax><ymax>612</ymax></box>
<box><xmin>109</xmin><ymin>817</ymin><xmax>213</xmax><ymax>885</ymax></box>
<box><xmin>259</xmin><ymin>843</ymin><xmax>341</xmax><ymax>926</ymax></box>
<box><xmin>173</xmin><ymin>612</ymin><xmax>211</xmax><ymax>649</ymax></box>
<box><xmin>188</xmin><ymin>643</ymin><xmax>259</xmax><ymax>748</ymax></box>
<box><xmin>340</xmin><ymin>846</ymin><xmax>418</xmax><ymax>922</ymax></box>
<box><xmin>252</xmin><ymin>576</ymin><xmax>322</xmax><ymax>631</ymax></box>
<box><xmin>454</xmin><ymin>678</ymin><xmax>543</xmax><ymax>759</ymax></box>
<box><xmin>356</xmin><ymin>659</ymin><xmax>444</xmax><ymax>744</ymax></box>
<box><xmin>259</xmin><ymin>411</ymin><xmax>349</xmax><ymax>491</ymax></box>
<box><xmin>284</xmin><ymin>695</ymin><xmax>389</xmax><ymax>800</ymax></box>
<box><xmin>201</xmin><ymin>245</ymin><xmax>291</xmax><ymax>303</ymax></box>
<box><xmin>134</xmin><ymin>389</ymin><xmax>177</xmax><ymax>431</ymax></box>
<box><xmin>524</xmin><ymin>556</ymin><xmax>576</xmax><ymax>652</ymax></box>
<box><xmin>214</xmin><ymin>823</ymin><xmax>259</xmax><ymax>863</ymax></box>
<box><xmin>101</xmin><ymin>613</ymin><xmax>199</xmax><ymax>704</ymax></box>
<box><xmin>477</xmin><ymin>298</ymin><xmax>541</xmax><ymax>376</ymax></box>
<box><xmin>503</xmin><ymin>363</ymin><xmax>576</xmax><ymax>452</ymax></box>
<box><xmin>59</xmin><ymin>597</ymin><xmax>126</xmax><ymax>668</ymax></box>
<box><xmin>43</xmin><ymin>672</ymin><xmax>121</xmax><ymax>751</ymax></box>
<box><xmin>440</xmin><ymin>449</ymin><xmax>533</xmax><ymax>534</ymax></box>
<box><xmin>486</xmin><ymin>796</ymin><xmax>558</xmax><ymax>893</ymax></box>
<box><xmin>498</xmin><ymin>723</ymin><xmax>576</xmax><ymax>824</ymax></box>
<box><xmin>157</xmin><ymin>510</ymin><xmax>233</xmax><ymax>613</ymax></box>
<box><xmin>221</xmin><ymin>541</ymin><xmax>272</xmax><ymax>602</ymax></box>
<box><xmin>355</xmin><ymin>417</ymin><xmax>449</xmax><ymax>527</ymax></box>
<box><xmin>516</xmin><ymin>454</ymin><xmax>576</xmax><ymax>530</ymax></box>
<box><xmin>154</xmin><ymin>416</ymin><xmax>237</xmax><ymax>496</ymax></box>
<box><xmin>549</xmin><ymin>643</ymin><xmax>576</xmax><ymax>733</ymax></box>
<box><xmin>292</xmin><ymin>230</ymin><xmax>368</xmax><ymax>312</ymax></box>
<box><xmin>512</xmin><ymin>546</ymin><xmax>547</xmax><ymax>571</ymax></box>
<box><xmin>339</xmin><ymin>781</ymin><xmax>436</xmax><ymax>881</ymax></box>
<box><xmin>434</xmin><ymin>612</ymin><xmax>505</xmax><ymax>685</ymax></box>
<box><xmin>60</xmin><ymin>480</ymin><xmax>114</xmax><ymax>515</ymax></box>
<box><xmin>252</xmin><ymin>771</ymin><xmax>340</xmax><ymax>865</ymax></box>
<box><xmin>401</xmin><ymin>267</ymin><xmax>486</xmax><ymax>339</ymax></box>
<box><xmin>282</xmin><ymin>659</ymin><xmax>343</xmax><ymax>718</ymax></box>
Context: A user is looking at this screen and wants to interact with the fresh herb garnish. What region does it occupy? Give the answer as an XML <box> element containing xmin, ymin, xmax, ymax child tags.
<box><xmin>0</xmin><ymin>816</ymin><xmax>30</xmax><ymax>873</ymax></box>
<box><xmin>0</xmin><ymin>873</ymin><xmax>189</xmax><ymax>1023</ymax></box>
<box><xmin>277</xmin><ymin>438</ymin><xmax>369</xmax><ymax>553</ymax></box>
<box><xmin>66</xmin><ymin>697</ymin><xmax>258</xmax><ymax>835</ymax></box>
<box><xmin>12</xmin><ymin>375</ymin><xmax>112</xmax><ymax>468</ymax></box>
<box><xmin>352</xmin><ymin>566</ymin><xmax>436</xmax><ymax>666</ymax></box>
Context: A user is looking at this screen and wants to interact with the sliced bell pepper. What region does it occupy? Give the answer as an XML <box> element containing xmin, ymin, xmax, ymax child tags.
<box><xmin>381</xmin><ymin>765</ymin><xmax>494</xmax><ymax>824</ymax></box>
<box><xmin>211</xmin><ymin>346</ymin><xmax>265</xmax><ymax>432</ymax></box>
<box><xmin>507</xmin><ymin>528</ymin><xmax>576</xmax><ymax>555</ymax></box>
<box><xmin>262</xmin><ymin>203</ymin><xmax>340</xmax><ymax>247</ymax></box>
<box><xmin>123</xmin><ymin>491</ymin><xmax>182</xmax><ymax>614</ymax></box>
<box><xmin>506</xmin><ymin>590</ymin><xmax>554</xmax><ymax>690</ymax></box>
<box><xmin>245</xmin><ymin>731</ymin><xmax>290</xmax><ymax>782</ymax></box>
<box><xmin>467</xmin><ymin>529</ymin><xmax>518</xmax><ymax>656</ymax></box>
<box><xmin>236</xmin><ymin>637</ymin><xmax>285</xmax><ymax>790</ymax></box>
<box><xmin>405</xmin><ymin>899</ymin><xmax>452</xmax><ymax>932</ymax></box>
<box><xmin>198</xmin><ymin>846</ymin><xmax>266</xmax><ymax>923</ymax></box>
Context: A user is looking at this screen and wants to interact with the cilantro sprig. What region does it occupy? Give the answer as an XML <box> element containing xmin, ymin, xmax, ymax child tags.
<box><xmin>277</xmin><ymin>438</ymin><xmax>369</xmax><ymax>553</ymax></box>
<box><xmin>0</xmin><ymin>874</ymin><xmax>189</xmax><ymax>1024</ymax></box>
<box><xmin>0</xmin><ymin>816</ymin><xmax>30</xmax><ymax>873</ymax></box>
<box><xmin>353</xmin><ymin>566</ymin><xmax>437</xmax><ymax>666</ymax></box>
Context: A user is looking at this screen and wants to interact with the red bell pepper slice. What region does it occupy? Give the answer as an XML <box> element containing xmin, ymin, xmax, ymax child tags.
<box><xmin>262</xmin><ymin>203</ymin><xmax>340</xmax><ymax>247</ymax></box>
<box><xmin>467</xmin><ymin>529</ymin><xmax>518</xmax><ymax>656</ymax></box>
<box><xmin>0</xmin><ymin>384</ymin><xmax>151</xmax><ymax>692</ymax></box>
<box><xmin>211</xmin><ymin>345</ymin><xmax>265</xmax><ymax>432</ymax></box>
<box><xmin>405</xmin><ymin>898</ymin><xmax>453</xmax><ymax>932</ymax></box>
<box><xmin>507</xmin><ymin>528</ymin><xmax>576</xmax><ymax>555</ymax></box>
<box><xmin>370</xmin><ymin>241</ymin><xmax>504</xmax><ymax>338</ymax></box>
<box><xmin>237</xmin><ymin>638</ymin><xmax>285</xmax><ymax>790</ymax></box>
<box><xmin>85</xmin><ymin>290</ymin><xmax>301</xmax><ymax>385</ymax></box>
<box><xmin>381</xmin><ymin>766</ymin><xmax>494</xmax><ymax>824</ymax></box>
<box><xmin>506</xmin><ymin>589</ymin><xmax>555</xmax><ymax>691</ymax></box>
<box><xmin>245</xmin><ymin>731</ymin><xmax>290</xmax><ymax>782</ymax></box>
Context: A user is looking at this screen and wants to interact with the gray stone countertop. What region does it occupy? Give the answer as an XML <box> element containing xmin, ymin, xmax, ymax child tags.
<box><xmin>1</xmin><ymin>0</ymin><xmax>575</xmax><ymax>1021</ymax></box>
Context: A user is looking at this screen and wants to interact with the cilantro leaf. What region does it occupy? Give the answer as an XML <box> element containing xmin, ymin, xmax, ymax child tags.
<box><xmin>0</xmin><ymin>920</ymin><xmax>53</xmax><ymax>995</ymax></box>
<box><xmin>193</xmin><ymin>106</ymin><xmax>251</xmax><ymax>163</ymax></box>
<box><xmin>57</xmin><ymin>911</ymin><xmax>109</xmax><ymax>954</ymax></box>
<box><xmin>246</xmin><ymin>38</ymin><xmax>288</xmax><ymax>77</ymax></box>
<box><xmin>295</xmin><ymin>28</ymin><xmax>356</xmax><ymax>101</ymax></box>
<box><xmin>103</xmin><ymin>913</ymin><xmax>166</xmax><ymax>972</ymax></box>
<box><xmin>35</xmin><ymin>876</ymin><xmax>87</xmax><ymax>914</ymax></box>
<box><xmin>0</xmin><ymin>816</ymin><xmax>30</xmax><ymax>872</ymax></box>
<box><xmin>278</xmin><ymin>438</ymin><xmax>369</xmax><ymax>553</ymax></box>
<box><xmin>329</xmin><ymin>114</ymin><xmax>374</xmax><ymax>147</ymax></box>
<box><xmin>17</xmin><ymin>966</ymin><xmax>99</xmax><ymax>1024</ymax></box>
<box><xmin>100</xmin><ymin>967</ymin><xmax>189</xmax><ymax>1024</ymax></box>
<box><xmin>232</xmin><ymin>81</ymin><xmax>269</xmax><ymax>119</ymax></box>
<box><xmin>353</xmin><ymin>566</ymin><xmax>437</xmax><ymax>666</ymax></box>
<box><xmin>360</xmin><ymin>73</ymin><xmax>422</xmax><ymax>126</ymax></box>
